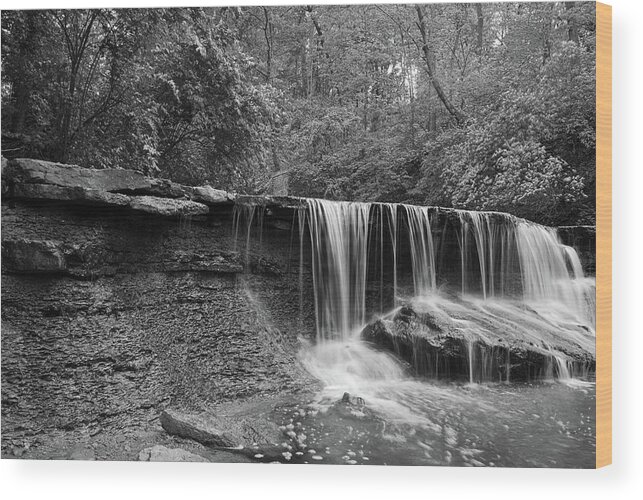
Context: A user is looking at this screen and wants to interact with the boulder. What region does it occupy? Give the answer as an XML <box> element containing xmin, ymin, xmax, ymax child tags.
<box><xmin>361</xmin><ymin>300</ymin><xmax>595</xmax><ymax>382</ymax></box>
<box><xmin>361</xmin><ymin>319</ymin><xmax>396</xmax><ymax>351</ymax></box>
<box><xmin>188</xmin><ymin>185</ymin><xmax>234</xmax><ymax>205</ymax></box>
<box><xmin>160</xmin><ymin>409</ymin><xmax>240</xmax><ymax>448</ymax></box>
<box><xmin>137</xmin><ymin>445</ymin><xmax>207</xmax><ymax>463</ymax></box>
<box><xmin>160</xmin><ymin>407</ymin><xmax>282</xmax><ymax>449</ymax></box>
<box><xmin>127</xmin><ymin>196</ymin><xmax>209</xmax><ymax>217</ymax></box>
<box><xmin>7</xmin><ymin>158</ymin><xmax>151</xmax><ymax>192</ymax></box>
<box><xmin>2</xmin><ymin>239</ymin><xmax>66</xmax><ymax>273</ymax></box>
<box><xmin>330</xmin><ymin>393</ymin><xmax>373</xmax><ymax>420</ymax></box>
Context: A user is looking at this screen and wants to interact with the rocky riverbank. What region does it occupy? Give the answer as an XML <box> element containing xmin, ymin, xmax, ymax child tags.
<box><xmin>1</xmin><ymin>158</ymin><xmax>319</xmax><ymax>460</ymax></box>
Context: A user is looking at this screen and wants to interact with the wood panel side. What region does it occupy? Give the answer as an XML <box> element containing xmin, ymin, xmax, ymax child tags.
<box><xmin>595</xmin><ymin>1</ymin><xmax>612</xmax><ymax>469</ymax></box>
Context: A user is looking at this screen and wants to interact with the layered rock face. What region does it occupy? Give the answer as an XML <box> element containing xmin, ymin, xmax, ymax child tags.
<box><xmin>1</xmin><ymin>157</ymin><xmax>597</xmax><ymax>459</ymax></box>
<box><xmin>1</xmin><ymin>158</ymin><xmax>316</xmax><ymax>459</ymax></box>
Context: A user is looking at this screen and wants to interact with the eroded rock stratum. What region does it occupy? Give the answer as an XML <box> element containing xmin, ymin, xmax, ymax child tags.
<box><xmin>1</xmin><ymin>158</ymin><xmax>317</xmax><ymax>460</ymax></box>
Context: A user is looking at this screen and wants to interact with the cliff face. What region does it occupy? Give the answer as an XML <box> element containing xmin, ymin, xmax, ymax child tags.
<box><xmin>1</xmin><ymin>159</ymin><xmax>318</xmax><ymax>458</ymax></box>
<box><xmin>1</xmin><ymin>158</ymin><xmax>596</xmax><ymax>458</ymax></box>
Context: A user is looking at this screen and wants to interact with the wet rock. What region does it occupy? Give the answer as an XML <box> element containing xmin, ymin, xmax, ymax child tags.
<box><xmin>137</xmin><ymin>445</ymin><xmax>207</xmax><ymax>462</ymax></box>
<box><xmin>361</xmin><ymin>302</ymin><xmax>595</xmax><ymax>382</ymax></box>
<box><xmin>2</xmin><ymin>239</ymin><xmax>66</xmax><ymax>273</ymax></box>
<box><xmin>329</xmin><ymin>393</ymin><xmax>372</xmax><ymax>420</ymax></box>
<box><xmin>341</xmin><ymin>392</ymin><xmax>365</xmax><ymax>405</ymax></box>
<box><xmin>160</xmin><ymin>409</ymin><xmax>240</xmax><ymax>447</ymax></box>
<box><xmin>361</xmin><ymin>319</ymin><xmax>396</xmax><ymax>351</ymax></box>
<box><xmin>395</xmin><ymin>305</ymin><xmax>418</xmax><ymax>324</ymax></box>
<box><xmin>127</xmin><ymin>196</ymin><xmax>209</xmax><ymax>217</ymax></box>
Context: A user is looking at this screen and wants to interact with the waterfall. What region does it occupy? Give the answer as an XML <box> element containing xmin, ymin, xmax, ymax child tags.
<box><xmin>384</xmin><ymin>204</ymin><xmax>399</xmax><ymax>308</ymax></box>
<box><xmin>306</xmin><ymin>199</ymin><xmax>371</xmax><ymax>340</ymax></box>
<box><xmin>304</xmin><ymin>200</ymin><xmax>440</xmax><ymax>338</ymax></box>
<box><xmin>455</xmin><ymin>210</ymin><xmax>594</xmax><ymax>329</ymax></box>
<box><xmin>403</xmin><ymin>205</ymin><xmax>437</xmax><ymax>296</ymax></box>
<box><xmin>233</xmin><ymin>197</ymin><xmax>595</xmax><ymax>382</ymax></box>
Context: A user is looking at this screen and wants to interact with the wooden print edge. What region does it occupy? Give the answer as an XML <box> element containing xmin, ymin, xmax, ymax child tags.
<box><xmin>595</xmin><ymin>1</ymin><xmax>612</xmax><ymax>469</ymax></box>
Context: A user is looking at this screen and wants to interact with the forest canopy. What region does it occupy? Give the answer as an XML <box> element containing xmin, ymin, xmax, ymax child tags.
<box><xmin>1</xmin><ymin>3</ymin><xmax>596</xmax><ymax>225</ymax></box>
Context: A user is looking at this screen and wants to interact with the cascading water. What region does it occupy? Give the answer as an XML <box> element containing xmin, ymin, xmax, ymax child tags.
<box><xmin>403</xmin><ymin>204</ymin><xmax>437</xmax><ymax>296</ymax></box>
<box><xmin>297</xmin><ymin>201</ymin><xmax>594</xmax><ymax>386</ymax></box>
<box><xmin>306</xmin><ymin>199</ymin><xmax>371</xmax><ymax>340</ymax></box>
<box><xmin>234</xmin><ymin>198</ymin><xmax>595</xmax><ymax>385</ymax></box>
<box><xmin>234</xmin><ymin>197</ymin><xmax>596</xmax><ymax>467</ymax></box>
<box><xmin>455</xmin><ymin>210</ymin><xmax>595</xmax><ymax>330</ymax></box>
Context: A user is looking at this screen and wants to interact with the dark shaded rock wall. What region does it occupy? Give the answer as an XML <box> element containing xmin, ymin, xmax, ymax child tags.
<box><xmin>1</xmin><ymin>191</ymin><xmax>318</xmax><ymax>452</ymax></box>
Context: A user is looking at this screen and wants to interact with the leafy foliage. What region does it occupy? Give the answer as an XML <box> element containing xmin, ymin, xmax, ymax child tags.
<box><xmin>2</xmin><ymin>3</ymin><xmax>597</xmax><ymax>224</ymax></box>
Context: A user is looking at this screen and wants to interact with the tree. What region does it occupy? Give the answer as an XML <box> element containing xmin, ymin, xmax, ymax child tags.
<box><xmin>2</xmin><ymin>3</ymin><xmax>597</xmax><ymax>224</ymax></box>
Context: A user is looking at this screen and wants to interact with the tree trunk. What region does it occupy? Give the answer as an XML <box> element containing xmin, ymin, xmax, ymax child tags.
<box><xmin>262</xmin><ymin>7</ymin><xmax>273</xmax><ymax>83</ymax></box>
<box><xmin>306</xmin><ymin>6</ymin><xmax>328</xmax><ymax>96</ymax></box>
<box><xmin>415</xmin><ymin>5</ymin><xmax>466</xmax><ymax>125</ymax></box>
<box><xmin>55</xmin><ymin>11</ymin><xmax>99</xmax><ymax>163</ymax></box>
<box><xmin>475</xmin><ymin>3</ymin><xmax>484</xmax><ymax>53</ymax></box>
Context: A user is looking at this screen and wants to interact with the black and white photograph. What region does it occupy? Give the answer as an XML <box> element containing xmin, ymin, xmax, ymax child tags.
<box><xmin>1</xmin><ymin>1</ymin><xmax>602</xmax><ymax>469</ymax></box>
